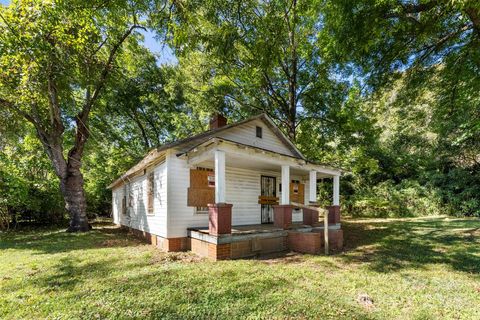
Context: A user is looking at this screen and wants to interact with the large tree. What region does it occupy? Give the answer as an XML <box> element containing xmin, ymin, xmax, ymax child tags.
<box><xmin>321</xmin><ymin>0</ymin><xmax>480</xmax><ymax>215</ymax></box>
<box><xmin>166</xmin><ymin>0</ymin><xmax>349</xmax><ymax>141</ymax></box>
<box><xmin>0</xmin><ymin>0</ymin><xmax>167</xmax><ymax>231</ymax></box>
<box><xmin>322</xmin><ymin>0</ymin><xmax>480</xmax><ymax>166</ymax></box>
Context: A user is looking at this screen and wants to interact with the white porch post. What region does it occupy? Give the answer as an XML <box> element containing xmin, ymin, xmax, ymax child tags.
<box><xmin>333</xmin><ymin>175</ymin><xmax>340</xmax><ymax>206</ymax></box>
<box><xmin>309</xmin><ymin>170</ymin><xmax>317</xmax><ymax>203</ymax></box>
<box><xmin>215</xmin><ymin>150</ymin><xmax>226</xmax><ymax>203</ymax></box>
<box><xmin>281</xmin><ymin>165</ymin><xmax>290</xmax><ymax>205</ymax></box>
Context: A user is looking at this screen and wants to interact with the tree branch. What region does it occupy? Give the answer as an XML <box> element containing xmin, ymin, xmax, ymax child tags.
<box><xmin>400</xmin><ymin>1</ymin><xmax>437</xmax><ymax>14</ymax></box>
<box><xmin>47</xmin><ymin>68</ymin><xmax>65</xmax><ymax>135</ymax></box>
<box><xmin>385</xmin><ymin>1</ymin><xmax>437</xmax><ymax>19</ymax></box>
<box><xmin>262</xmin><ymin>71</ymin><xmax>289</xmax><ymax>110</ymax></box>
<box><xmin>296</xmin><ymin>114</ymin><xmax>336</xmax><ymax>128</ymax></box>
<box><xmin>80</xmin><ymin>24</ymin><xmax>145</xmax><ymax>124</ymax></box>
<box><xmin>465</xmin><ymin>7</ymin><xmax>480</xmax><ymax>39</ymax></box>
<box><xmin>66</xmin><ymin>22</ymin><xmax>145</xmax><ymax>170</ymax></box>
<box><xmin>416</xmin><ymin>23</ymin><xmax>472</xmax><ymax>63</ymax></box>
<box><xmin>1</xmin><ymin>98</ymin><xmax>36</xmax><ymax>125</ymax></box>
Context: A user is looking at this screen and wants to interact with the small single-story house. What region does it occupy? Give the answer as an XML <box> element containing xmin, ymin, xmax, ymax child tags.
<box><xmin>108</xmin><ymin>114</ymin><xmax>343</xmax><ymax>260</ymax></box>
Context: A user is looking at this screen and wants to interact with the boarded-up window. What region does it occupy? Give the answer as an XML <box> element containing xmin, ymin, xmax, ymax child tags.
<box><xmin>291</xmin><ymin>180</ymin><xmax>300</xmax><ymax>194</ymax></box>
<box><xmin>122</xmin><ymin>196</ymin><xmax>126</xmax><ymax>216</ymax></box>
<box><xmin>128</xmin><ymin>184</ymin><xmax>134</xmax><ymax>208</ymax></box>
<box><xmin>290</xmin><ymin>180</ymin><xmax>304</xmax><ymax>204</ymax></box>
<box><xmin>188</xmin><ymin>167</ymin><xmax>215</xmax><ymax>208</ymax></box>
<box><xmin>147</xmin><ymin>172</ymin><xmax>154</xmax><ymax>214</ymax></box>
<box><xmin>122</xmin><ymin>185</ymin><xmax>127</xmax><ymax>216</ymax></box>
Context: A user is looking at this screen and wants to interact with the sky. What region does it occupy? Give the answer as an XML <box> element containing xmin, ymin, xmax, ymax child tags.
<box><xmin>138</xmin><ymin>29</ymin><xmax>178</xmax><ymax>65</ymax></box>
<box><xmin>0</xmin><ymin>0</ymin><xmax>177</xmax><ymax>65</ymax></box>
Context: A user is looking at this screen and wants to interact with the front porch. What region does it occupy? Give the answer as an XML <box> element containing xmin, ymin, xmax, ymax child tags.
<box><xmin>188</xmin><ymin>222</ymin><xmax>343</xmax><ymax>260</ymax></box>
<box><xmin>181</xmin><ymin>137</ymin><xmax>343</xmax><ymax>260</ymax></box>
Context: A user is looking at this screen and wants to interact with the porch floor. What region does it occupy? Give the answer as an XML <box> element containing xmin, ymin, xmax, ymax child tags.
<box><xmin>190</xmin><ymin>222</ymin><xmax>314</xmax><ymax>236</ymax></box>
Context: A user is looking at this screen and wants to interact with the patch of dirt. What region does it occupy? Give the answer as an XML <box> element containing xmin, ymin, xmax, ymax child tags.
<box><xmin>432</xmin><ymin>247</ymin><xmax>448</xmax><ymax>254</ymax></box>
<box><xmin>26</xmin><ymin>269</ymin><xmax>40</xmax><ymax>277</ymax></box>
<box><xmin>259</xmin><ymin>252</ymin><xmax>306</xmax><ymax>265</ymax></box>
<box><xmin>357</xmin><ymin>293</ymin><xmax>375</xmax><ymax>311</ymax></box>
<box><xmin>150</xmin><ymin>251</ymin><xmax>204</xmax><ymax>264</ymax></box>
<box><xmin>469</xmin><ymin>228</ymin><xmax>480</xmax><ymax>237</ymax></box>
<box><xmin>99</xmin><ymin>239</ymin><xmax>132</xmax><ymax>247</ymax></box>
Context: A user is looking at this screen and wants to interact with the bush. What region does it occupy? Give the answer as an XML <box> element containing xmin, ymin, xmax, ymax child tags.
<box><xmin>429</xmin><ymin>167</ymin><xmax>480</xmax><ymax>217</ymax></box>
<box><xmin>0</xmin><ymin>169</ymin><xmax>66</xmax><ymax>230</ymax></box>
<box><xmin>344</xmin><ymin>180</ymin><xmax>444</xmax><ymax>218</ymax></box>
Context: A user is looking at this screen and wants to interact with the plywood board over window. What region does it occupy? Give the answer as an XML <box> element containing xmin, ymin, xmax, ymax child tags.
<box><xmin>147</xmin><ymin>172</ymin><xmax>154</xmax><ymax>214</ymax></box>
<box><xmin>188</xmin><ymin>168</ymin><xmax>215</xmax><ymax>207</ymax></box>
<box><xmin>290</xmin><ymin>181</ymin><xmax>305</xmax><ymax>205</ymax></box>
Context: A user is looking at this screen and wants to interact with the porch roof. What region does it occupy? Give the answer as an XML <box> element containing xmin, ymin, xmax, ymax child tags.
<box><xmin>108</xmin><ymin>113</ymin><xmax>306</xmax><ymax>189</ymax></box>
<box><xmin>177</xmin><ymin>137</ymin><xmax>342</xmax><ymax>177</ymax></box>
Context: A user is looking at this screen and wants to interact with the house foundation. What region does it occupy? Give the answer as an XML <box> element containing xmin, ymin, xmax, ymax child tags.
<box><xmin>125</xmin><ymin>226</ymin><xmax>189</xmax><ymax>252</ymax></box>
<box><xmin>124</xmin><ymin>223</ymin><xmax>343</xmax><ymax>260</ymax></box>
<box><xmin>187</xmin><ymin>223</ymin><xmax>343</xmax><ymax>261</ymax></box>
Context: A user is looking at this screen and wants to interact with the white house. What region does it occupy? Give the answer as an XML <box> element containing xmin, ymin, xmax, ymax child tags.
<box><xmin>108</xmin><ymin>114</ymin><xmax>343</xmax><ymax>260</ymax></box>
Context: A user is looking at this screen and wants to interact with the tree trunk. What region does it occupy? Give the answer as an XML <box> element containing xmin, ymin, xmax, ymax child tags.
<box><xmin>61</xmin><ymin>169</ymin><xmax>90</xmax><ymax>232</ymax></box>
<box><xmin>3</xmin><ymin>22</ymin><xmax>140</xmax><ymax>233</ymax></box>
<box><xmin>466</xmin><ymin>7</ymin><xmax>480</xmax><ymax>39</ymax></box>
<box><xmin>44</xmin><ymin>136</ymin><xmax>91</xmax><ymax>232</ymax></box>
<box><xmin>287</xmin><ymin>0</ymin><xmax>298</xmax><ymax>141</ymax></box>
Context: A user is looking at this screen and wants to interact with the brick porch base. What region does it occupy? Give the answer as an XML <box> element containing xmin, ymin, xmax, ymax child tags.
<box><xmin>125</xmin><ymin>226</ymin><xmax>188</xmax><ymax>252</ymax></box>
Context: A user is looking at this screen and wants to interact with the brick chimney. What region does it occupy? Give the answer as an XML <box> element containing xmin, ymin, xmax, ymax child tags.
<box><xmin>209</xmin><ymin>114</ymin><xmax>228</xmax><ymax>130</ymax></box>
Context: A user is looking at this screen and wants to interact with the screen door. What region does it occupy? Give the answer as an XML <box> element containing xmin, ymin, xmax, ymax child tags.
<box><xmin>260</xmin><ymin>176</ymin><xmax>276</xmax><ymax>223</ymax></box>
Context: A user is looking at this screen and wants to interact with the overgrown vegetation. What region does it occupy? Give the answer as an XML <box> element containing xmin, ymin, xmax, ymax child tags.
<box><xmin>1</xmin><ymin>0</ymin><xmax>479</xmax><ymax>228</ymax></box>
<box><xmin>1</xmin><ymin>217</ymin><xmax>479</xmax><ymax>319</ymax></box>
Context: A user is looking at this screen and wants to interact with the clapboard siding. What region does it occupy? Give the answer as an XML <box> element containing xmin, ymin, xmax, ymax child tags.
<box><xmin>112</xmin><ymin>161</ymin><xmax>168</xmax><ymax>237</ymax></box>
<box><xmin>217</xmin><ymin>118</ymin><xmax>295</xmax><ymax>157</ymax></box>
<box><xmin>226</xmin><ymin>167</ymin><xmax>262</xmax><ymax>225</ymax></box>
<box><xmin>112</xmin><ymin>187</ymin><xmax>122</xmax><ymax>224</ymax></box>
<box><xmin>166</xmin><ymin>150</ymin><xmax>208</xmax><ymax>237</ymax></box>
<box><xmin>166</xmin><ymin>152</ymin><xmax>307</xmax><ymax>237</ymax></box>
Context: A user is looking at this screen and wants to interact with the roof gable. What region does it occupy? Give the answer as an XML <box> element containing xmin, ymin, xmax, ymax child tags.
<box><xmin>164</xmin><ymin>114</ymin><xmax>304</xmax><ymax>158</ymax></box>
<box><xmin>215</xmin><ymin>117</ymin><xmax>300</xmax><ymax>158</ymax></box>
<box><xmin>108</xmin><ymin>113</ymin><xmax>304</xmax><ymax>189</ymax></box>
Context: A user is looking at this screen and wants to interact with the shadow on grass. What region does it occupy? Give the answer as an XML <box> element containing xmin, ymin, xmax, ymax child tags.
<box><xmin>0</xmin><ymin>221</ymin><xmax>140</xmax><ymax>254</ymax></box>
<box><xmin>2</xmin><ymin>250</ymin><xmax>375</xmax><ymax>320</ymax></box>
<box><xmin>341</xmin><ymin>217</ymin><xmax>480</xmax><ymax>274</ymax></box>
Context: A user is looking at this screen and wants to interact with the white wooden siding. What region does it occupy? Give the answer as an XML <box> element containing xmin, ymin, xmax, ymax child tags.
<box><xmin>166</xmin><ymin>151</ymin><xmax>307</xmax><ymax>237</ymax></box>
<box><xmin>216</xmin><ymin>119</ymin><xmax>295</xmax><ymax>157</ymax></box>
<box><xmin>166</xmin><ymin>149</ymin><xmax>208</xmax><ymax>237</ymax></box>
<box><xmin>112</xmin><ymin>161</ymin><xmax>168</xmax><ymax>237</ymax></box>
<box><xmin>112</xmin><ymin>187</ymin><xmax>122</xmax><ymax>224</ymax></box>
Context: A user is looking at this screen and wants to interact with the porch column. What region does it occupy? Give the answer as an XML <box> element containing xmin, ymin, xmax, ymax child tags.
<box><xmin>274</xmin><ymin>165</ymin><xmax>293</xmax><ymax>229</ymax></box>
<box><xmin>309</xmin><ymin>170</ymin><xmax>317</xmax><ymax>203</ymax></box>
<box><xmin>281</xmin><ymin>165</ymin><xmax>290</xmax><ymax>205</ymax></box>
<box><xmin>215</xmin><ymin>150</ymin><xmax>226</xmax><ymax>203</ymax></box>
<box><xmin>333</xmin><ymin>175</ymin><xmax>340</xmax><ymax>206</ymax></box>
<box><xmin>327</xmin><ymin>175</ymin><xmax>341</xmax><ymax>225</ymax></box>
<box><xmin>209</xmin><ymin>149</ymin><xmax>232</xmax><ymax>238</ymax></box>
<box><xmin>303</xmin><ymin>170</ymin><xmax>319</xmax><ymax>225</ymax></box>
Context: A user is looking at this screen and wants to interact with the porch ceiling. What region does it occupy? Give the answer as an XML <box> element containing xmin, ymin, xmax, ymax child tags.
<box><xmin>195</xmin><ymin>155</ymin><xmax>325</xmax><ymax>177</ymax></box>
<box><xmin>182</xmin><ymin>138</ymin><xmax>338</xmax><ymax>178</ymax></box>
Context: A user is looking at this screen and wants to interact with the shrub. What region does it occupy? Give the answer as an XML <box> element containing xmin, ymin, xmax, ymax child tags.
<box><xmin>344</xmin><ymin>180</ymin><xmax>444</xmax><ymax>218</ymax></box>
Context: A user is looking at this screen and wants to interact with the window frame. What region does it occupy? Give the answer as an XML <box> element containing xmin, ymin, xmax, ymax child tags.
<box><xmin>194</xmin><ymin>206</ymin><xmax>209</xmax><ymax>215</ymax></box>
<box><xmin>256</xmin><ymin>126</ymin><xmax>263</xmax><ymax>138</ymax></box>
<box><xmin>193</xmin><ymin>167</ymin><xmax>213</xmax><ymax>215</ymax></box>
<box><xmin>147</xmin><ymin>171</ymin><xmax>155</xmax><ymax>215</ymax></box>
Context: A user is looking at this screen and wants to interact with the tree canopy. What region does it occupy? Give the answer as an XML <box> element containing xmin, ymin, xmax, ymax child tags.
<box><xmin>1</xmin><ymin>0</ymin><xmax>479</xmax><ymax>230</ymax></box>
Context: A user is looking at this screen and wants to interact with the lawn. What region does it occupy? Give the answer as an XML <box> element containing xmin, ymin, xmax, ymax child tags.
<box><xmin>1</xmin><ymin>217</ymin><xmax>479</xmax><ymax>320</ymax></box>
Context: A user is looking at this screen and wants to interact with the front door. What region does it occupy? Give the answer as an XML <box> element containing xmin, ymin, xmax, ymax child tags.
<box><xmin>260</xmin><ymin>176</ymin><xmax>276</xmax><ymax>223</ymax></box>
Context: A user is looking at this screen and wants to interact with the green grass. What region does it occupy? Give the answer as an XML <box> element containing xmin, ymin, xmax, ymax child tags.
<box><xmin>1</xmin><ymin>216</ymin><xmax>480</xmax><ymax>319</ymax></box>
